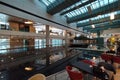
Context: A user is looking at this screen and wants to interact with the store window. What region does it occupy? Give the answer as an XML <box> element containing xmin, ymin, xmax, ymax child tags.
<box><xmin>35</xmin><ymin>39</ymin><xmax>46</xmax><ymax>49</ymax></box>
<box><xmin>52</xmin><ymin>39</ymin><xmax>63</xmax><ymax>47</ymax></box>
<box><xmin>0</xmin><ymin>39</ymin><xmax>10</xmax><ymax>54</ymax></box>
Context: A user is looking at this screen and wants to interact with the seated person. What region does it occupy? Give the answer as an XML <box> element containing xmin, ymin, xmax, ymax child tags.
<box><xmin>117</xmin><ymin>45</ymin><xmax>120</xmax><ymax>55</ymax></box>
<box><xmin>93</xmin><ymin>65</ymin><xmax>108</xmax><ymax>80</ymax></box>
<box><xmin>98</xmin><ymin>62</ymin><xmax>116</xmax><ymax>74</ymax></box>
<box><xmin>98</xmin><ymin>62</ymin><xmax>116</xmax><ymax>80</ymax></box>
<box><xmin>106</xmin><ymin>50</ymin><xmax>115</xmax><ymax>54</ymax></box>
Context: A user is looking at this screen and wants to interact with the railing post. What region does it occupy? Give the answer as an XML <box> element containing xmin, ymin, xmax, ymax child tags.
<box><xmin>46</xmin><ymin>45</ymin><xmax>50</xmax><ymax>66</ymax></box>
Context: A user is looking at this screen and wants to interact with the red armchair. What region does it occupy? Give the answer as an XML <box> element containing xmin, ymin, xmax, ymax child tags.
<box><xmin>113</xmin><ymin>56</ymin><xmax>120</xmax><ymax>64</ymax></box>
<box><xmin>66</xmin><ymin>66</ymin><xmax>83</xmax><ymax>80</ymax></box>
<box><xmin>101</xmin><ymin>54</ymin><xmax>112</xmax><ymax>62</ymax></box>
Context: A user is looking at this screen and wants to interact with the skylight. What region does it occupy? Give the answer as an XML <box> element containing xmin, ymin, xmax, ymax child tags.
<box><xmin>61</xmin><ymin>1</ymin><xmax>82</xmax><ymax>15</ymax></box>
<box><xmin>41</xmin><ymin>0</ymin><xmax>56</xmax><ymax>6</ymax></box>
<box><xmin>65</xmin><ymin>0</ymin><xmax>118</xmax><ymax>18</ymax></box>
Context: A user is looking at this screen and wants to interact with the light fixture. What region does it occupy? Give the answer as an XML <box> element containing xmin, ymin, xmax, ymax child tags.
<box><xmin>93</xmin><ymin>57</ymin><xmax>96</xmax><ymax>60</ymax></box>
<box><xmin>24</xmin><ymin>21</ymin><xmax>33</xmax><ymax>24</ymax></box>
<box><xmin>91</xmin><ymin>24</ymin><xmax>95</xmax><ymax>28</ymax></box>
<box><xmin>25</xmin><ymin>66</ymin><xmax>33</xmax><ymax>71</ymax></box>
<box><xmin>110</xmin><ymin>13</ymin><xmax>115</xmax><ymax>20</ymax></box>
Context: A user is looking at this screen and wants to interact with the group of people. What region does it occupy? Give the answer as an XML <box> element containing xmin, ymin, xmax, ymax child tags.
<box><xmin>106</xmin><ymin>43</ymin><xmax>120</xmax><ymax>55</ymax></box>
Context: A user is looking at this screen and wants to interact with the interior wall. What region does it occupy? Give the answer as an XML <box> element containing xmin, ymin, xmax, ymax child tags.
<box><xmin>9</xmin><ymin>22</ymin><xmax>19</xmax><ymax>31</ymax></box>
<box><xmin>8</xmin><ymin>21</ymin><xmax>35</xmax><ymax>48</ymax></box>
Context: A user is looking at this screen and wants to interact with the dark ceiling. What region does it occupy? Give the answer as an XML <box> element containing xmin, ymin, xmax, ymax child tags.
<box><xmin>40</xmin><ymin>0</ymin><xmax>120</xmax><ymax>33</ymax></box>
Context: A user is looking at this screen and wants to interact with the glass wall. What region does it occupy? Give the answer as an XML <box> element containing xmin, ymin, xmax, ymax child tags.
<box><xmin>52</xmin><ymin>39</ymin><xmax>63</xmax><ymax>47</ymax></box>
<box><xmin>0</xmin><ymin>39</ymin><xmax>10</xmax><ymax>54</ymax></box>
<box><xmin>35</xmin><ymin>39</ymin><xmax>46</xmax><ymax>49</ymax></box>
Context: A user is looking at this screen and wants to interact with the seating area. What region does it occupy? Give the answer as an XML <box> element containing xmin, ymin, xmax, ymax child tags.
<box><xmin>26</xmin><ymin>53</ymin><xmax>120</xmax><ymax>80</ymax></box>
<box><xmin>100</xmin><ymin>53</ymin><xmax>120</xmax><ymax>69</ymax></box>
<box><xmin>65</xmin><ymin>54</ymin><xmax>120</xmax><ymax>80</ymax></box>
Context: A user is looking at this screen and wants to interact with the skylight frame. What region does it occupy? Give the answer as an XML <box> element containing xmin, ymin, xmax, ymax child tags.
<box><xmin>41</xmin><ymin>0</ymin><xmax>56</xmax><ymax>6</ymax></box>
<box><xmin>77</xmin><ymin>10</ymin><xmax>120</xmax><ymax>24</ymax></box>
<box><xmin>65</xmin><ymin>0</ymin><xmax>118</xmax><ymax>18</ymax></box>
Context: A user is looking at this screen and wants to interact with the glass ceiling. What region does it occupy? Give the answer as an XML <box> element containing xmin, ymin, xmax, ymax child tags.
<box><xmin>41</xmin><ymin>0</ymin><xmax>118</xmax><ymax>18</ymax></box>
<box><xmin>40</xmin><ymin>0</ymin><xmax>119</xmax><ymax>32</ymax></box>
<box><xmin>65</xmin><ymin>0</ymin><xmax>117</xmax><ymax>18</ymax></box>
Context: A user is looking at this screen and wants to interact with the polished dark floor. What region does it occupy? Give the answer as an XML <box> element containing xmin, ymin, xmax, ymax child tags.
<box><xmin>0</xmin><ymin>63</ymin><xmax>45</xmax><ymax>80</ymax></box>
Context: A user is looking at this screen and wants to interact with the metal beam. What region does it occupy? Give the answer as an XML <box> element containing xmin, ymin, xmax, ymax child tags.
<box><xmin>47</xmin><ymin>0</ymin><xmax>80</xmax><ymax>15</ymax></box>
<box><xmin>83</xmin><ymin>20</ymin><xmax>120</xmax><ymax>29</ymax></box>
<box><xmin>60</xmin><ymin>0</ymin><xmax>96</xmax><ymax>15</ymax></box>
<box><xmin>77</xmin><ymin>14</ymin><xmax>120</xmax><ymax>27</ymax></box>
<box><xmin>67</xmin><ymin>1</ymin><xmax>120</xmax><ymax>23</ymax></box>
<box><xmin>88</xmin><ymin>25</ymin><xmax>120</xmax><ymax>33</ymax></box>
<box><xmin>83</xmin><ymin>20</ymin><xmax>120</xmax><ymax>32</ymax></box>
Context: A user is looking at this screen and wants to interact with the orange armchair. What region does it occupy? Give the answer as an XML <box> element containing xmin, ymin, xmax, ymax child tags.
<box><xmin>66</xmin><ymin>66</ymin><xmax>83</xmax><ymax>80</ymax></box>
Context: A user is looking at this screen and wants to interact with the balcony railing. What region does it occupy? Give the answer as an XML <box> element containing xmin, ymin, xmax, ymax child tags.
<box><xmin>0</xmin><ymin>45</ymin><xmax>65</xmax><ymax>70</ymax></box>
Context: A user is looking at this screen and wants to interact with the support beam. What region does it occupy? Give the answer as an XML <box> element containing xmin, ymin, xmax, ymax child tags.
<box><xmin>84</xmin><ymin>22</ymin><xmax>120</xmax><ymax>33</ymax></box>
<box><xmin>47</xmin><ymin>0</ymin><xmax>80</xmax><ymax>15</ymax></box>
<box><xmin>88</xmin><ymin>25</ymin><xmax>120</xmax><ymax>33</ymax></box>
<box><xmin>60</xmin><ymin>0</ymin><xmax>96</xmax><ymax>15</ymax></box>
<box><xmin>67</xmin><ymin>1</ymin><xmax>120</xmax><ymax>23</ymax></box>
<box><xmin>77</xmin><ymin>14</ymin><xmax>120</xmax><ymax>27</ymax></box>
<box><xmin>83</xmin><ymin>20</ymin><xmax>120</xmax><ymax>30</ymax></box>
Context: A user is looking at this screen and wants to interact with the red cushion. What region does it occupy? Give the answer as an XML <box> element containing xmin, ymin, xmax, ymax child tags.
<box><xmin>113</xmin><ymin>56</ymin><xmax>120</xmax><ymax>64</ymax></box>
<box><xmin>101</xmin><ymin>54</ymin><xmax>112</xmax><ymax>61</ymax></box>
<box><xmin>82</xmin><ymin>59</ymin><xmax>95</xmax><ymax>66</ymax></box>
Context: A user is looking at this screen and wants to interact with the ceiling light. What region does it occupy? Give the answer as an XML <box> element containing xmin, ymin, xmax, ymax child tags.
<box><xmin>91</xmin><ymin>24</ymin><xmax>95</xmax><ymax>28</ymax></box>
<box><xmin>24</xmin><ymin>21</ymin><xmax>33</xmax><ymax>24</ymax></box>
<box><xmin>110</xmin><ymin>13</ymin><xmax>115</xmax><ymax>20</ymax></box>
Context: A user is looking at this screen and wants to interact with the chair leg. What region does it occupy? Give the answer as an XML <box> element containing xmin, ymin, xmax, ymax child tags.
<box><xmin>67</xmin><ymin>76</ymin><xmax>70</xmax><ymax>80</ymax></box>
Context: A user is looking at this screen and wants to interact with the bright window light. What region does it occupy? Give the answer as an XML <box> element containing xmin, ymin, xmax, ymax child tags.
<box><xmin>110</xmin><ymin>13</ymin><xmax>115</xmax><ymax>20</ymax></box>
<box><xmin>91</xmin><ymin>24</ymin><xmax>95</xmax><ymax>28</ymax></box>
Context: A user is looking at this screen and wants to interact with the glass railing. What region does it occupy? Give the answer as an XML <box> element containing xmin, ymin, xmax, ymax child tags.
<box><xmin>0</xmin><ymin>45</ymin><xmax>66</xmax><ymax>70</ymax></box>
<box><xmin>69</xmin><ymin>44</ymin><xmax>109</xmax><ymax>60</ymax></box>
<box><xmin>87</xmin><ymin>44</ymin><xmax>109</xmax><ymax>50</ymax></box>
